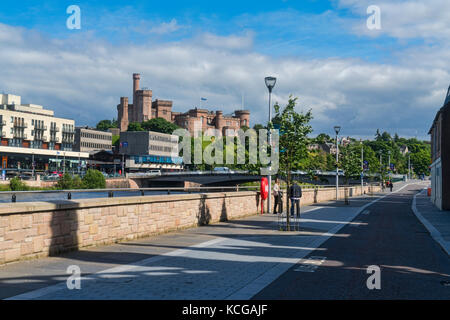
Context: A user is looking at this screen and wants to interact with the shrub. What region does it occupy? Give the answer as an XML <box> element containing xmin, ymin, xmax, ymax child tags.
<box><xmin>72</xmin><ymin>175</ymin><xmax>83</xmax><ymax>189</ymax></box>
<box><xmin>56</xmin><ymin>173</ymin><xmax>74</xmax><ymax>190</ymax></box>
<box><xmin>9</xmin><ymin>177</ymin><xmax>29</xmax><ymax>191</ymax></box>
<box><xmin>82</xmin><ymin>169</ymin><xmax>106</xmax><ymax>189</ymax></box>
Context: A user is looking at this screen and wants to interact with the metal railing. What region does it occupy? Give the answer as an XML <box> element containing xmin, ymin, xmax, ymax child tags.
<box><xmin>2</xmin><ymin>185</ymin><xmax>261</xmax><ymax>203</ymax></box>
<box><xmin>1</xmin><ymin>182</ymin><xmax>381</xmax><ymax>203</ymax></box>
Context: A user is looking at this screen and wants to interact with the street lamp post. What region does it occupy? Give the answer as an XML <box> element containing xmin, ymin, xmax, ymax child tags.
<box><xmin>388</xmin><ymin>150</ymin><xmax>391</xmax><ymax>180</ymax></box>
<box><xmin>122</xmin><ymin>153</ymin><xmax>125</xmax><ymax>177</ymax></box>
<box><xmin>378</xmin><ymin>151</ymin><xmax>383</xmax><ymax>187</ymax></box>
<box><xmin>334</xmin><ymin>126</ymin><xmax>341</xmax><ymax>200</ymax></box>
<box><xmin>408</xmin><ymin>153</ymin><xmax>411</xmax><ymax>180</ymax></box>
<box><xmin>265</xmin><ymin>76</ymin><xmax>276</xmax><ymax>214</ymax></box>
<box><xmin>63</xmin><ymin>152</ymin><xmax>66</xmax><ymax>175</ymax></box>
<box><xmin>360</xmin><ymin>140</ymin><xmax>364</xmax><ymax>192</ymax></box>
<box><xmin>31</xmin><ymin>153</ymin><xmax>35</xmax><ymax>179</ymax></box>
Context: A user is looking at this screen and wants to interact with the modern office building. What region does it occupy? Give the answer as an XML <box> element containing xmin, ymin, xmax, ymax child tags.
<box><xmin>429</xmin><ymin>85</ymin><xmax>450</xmax><ymax>210</ymax></box>
<box><xmin>74</xmin><ymin>127</ymin><xmax>113</xmax><ymax>154</ymax></box>
<box><xmin>117</xmin><ymin>73</ymin><xmax>250</xmax><ymax>135</ymax></box>
<box><xmin>0</xmin><ymin>93</ymin><xmax>89</xmax><ymax>174</ymax></box>
<box><xmin>119</xmin><ymin>131</ymin><xmax>182</xmax><ymax>171</ymax></box>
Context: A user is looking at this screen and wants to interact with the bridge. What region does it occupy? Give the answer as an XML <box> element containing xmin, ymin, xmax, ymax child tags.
<box><xmin>126</xmin><ymin>170</ymin><xmax>385</xmax><ymax>187</ymax></box>
<box><xmin>128</xmin><ymin>171</ymin><xmax>262</xmax><ymax>187</ymax></box>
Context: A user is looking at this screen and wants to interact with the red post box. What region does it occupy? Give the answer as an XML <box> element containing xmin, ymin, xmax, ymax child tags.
<box><xmin>260</xmin><ymin>177</ymin><xmax>269</xmax><ymax>214</ymax></box>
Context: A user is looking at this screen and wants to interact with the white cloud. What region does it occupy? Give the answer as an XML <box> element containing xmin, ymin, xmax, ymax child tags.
<box><xmin>147</xmin><ymin>19</ymin><xmax>181</xmax><ymax>35</ymax></box>
<box><xmin>338</xmin><ymin>0</ymin><xmax>450</xmax><ymax>40</ymax></box>
<box><xmin>0</xmin><ymin>22</ymin><xmax>447</xmax><ymax>140</ymax></box>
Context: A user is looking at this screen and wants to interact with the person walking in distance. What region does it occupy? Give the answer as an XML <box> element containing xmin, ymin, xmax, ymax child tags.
<box><xmin>289</xmin><ymin>182</ymin><xmax>302</xmax><ymax>217</ymax></box>
<box><xmin>389</xmin><ymin>180</ymin><xmax>393</xmax><ymax>192</ymax></box>
<box><xmin>273</xmin><ymin>178</ymin><xmax>281</xmax><ymax>214</ymax></box>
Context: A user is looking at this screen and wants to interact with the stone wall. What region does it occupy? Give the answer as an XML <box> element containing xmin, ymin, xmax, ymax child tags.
<box><xmin>0</xmin><ymin>185</ymin><xmax>380</xmax><ymax>265</ymax></box>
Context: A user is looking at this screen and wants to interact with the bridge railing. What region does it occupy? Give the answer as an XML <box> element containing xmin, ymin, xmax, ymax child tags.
<box><xmin>0</xmin><ymin>185</ymin><xmax>261</xmax><ymax>203</ymax></box>
<box><xmin>0</xmin><ymin>182</ymin><xmax>380</xmax><ymax>204</ymax></box>
<box><xmin>127</xmin><ymin>170</ymin><xmax>252</xmax><ymax>178</ymax></box>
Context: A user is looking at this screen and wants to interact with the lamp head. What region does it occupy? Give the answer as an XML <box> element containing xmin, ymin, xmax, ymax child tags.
<box><xmin>334</xmin><ymin>126</ymin><xmax>341</xmax><ymax>135</ymax></box>
<box><xmin>265</xmin><ymin>76</ymin><xmax>277</xmax><ymax>92</ymax></box>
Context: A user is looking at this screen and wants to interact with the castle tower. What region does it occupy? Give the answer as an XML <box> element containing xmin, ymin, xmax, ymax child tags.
<box><xmin>132</xmin><ymin>73</ymin><xmax>140</xmax><ymax>122</ymax></box>
<box><xmin>215</xmin><ymin>110</ymin><xmax>224</xmax><ymax>132</ymax></box>
<box><xmin>117</xmin><ymin>97</ymin><xmax>129</xmax><ymax>132</ymax></box>
<box><xmin>234</xmin><ymin>110</ymin><xmax>250</xmax><ymax>128</ymax></box>
<box><xmin>135</xmin><ymin>89</ymin><xmax>152</xmax><ymax>122</ymax></box>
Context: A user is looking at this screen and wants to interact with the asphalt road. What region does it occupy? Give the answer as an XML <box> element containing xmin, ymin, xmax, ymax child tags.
<box><xmin>253</xmin><ymin>183</ymin><xmax>450</xmax><ymax>299</ymax></box>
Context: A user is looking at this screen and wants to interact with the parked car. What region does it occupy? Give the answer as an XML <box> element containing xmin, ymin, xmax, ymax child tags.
<box><xmin>213</xmin><ymin>167</ymin><xmax>234</xmax><ymax>174</ymax></box>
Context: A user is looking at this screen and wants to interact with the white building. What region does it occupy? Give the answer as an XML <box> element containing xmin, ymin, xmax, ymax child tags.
<box><xmin>0</xmin><ymin>93</ymin><xmax>89</xmax><ymax>174</ymax></box>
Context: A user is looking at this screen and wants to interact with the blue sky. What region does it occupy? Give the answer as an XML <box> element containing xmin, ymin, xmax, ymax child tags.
<box><xmin>0</xmin><ymin>0</ymin><xmax>448</xmax><ymax>139</ymax></box>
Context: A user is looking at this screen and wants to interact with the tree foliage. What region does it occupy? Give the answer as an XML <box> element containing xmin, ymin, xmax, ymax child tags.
<box><xmin>82</xmin><ymin>169</ymin><xmax>106</xmax><ymax>189</ymax></box>
<box><xmin>273</xmin><ymin>96</ymin><xmax>313</xmax><ymax>229</ymax></box>
<box><xmin>96</xmin><ymin>119</ymin><xmax>118</xmax><ymax>131</ymax></box>
<box><xmin>141</xmin><ymin>117</ymin><xmax>180</xmax><ymax>134</ymax></box>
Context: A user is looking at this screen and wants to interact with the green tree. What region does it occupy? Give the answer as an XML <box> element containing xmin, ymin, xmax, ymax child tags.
<box><xmin>273</xmin><ymin>96</ymin><xmax>313</xmax><ymax>230</ymax></box>
<box><xmin>127</xmin><ymin>122</ymin><xmax>144</xmax><ymax>131</ymax></box>
<box><xmin>315</xmin><ymin>133</ymin><xmax>332</xmax><ymax>144</ymax></box>
<box><xmin>82</xmin><ymin>169</ymin><xmax>106</xmax><ymax>189</ymax></box>
<box><xmin>9</xmin><ymin>177</ymin><xmax>28</xmax><ymax>191</ymax></box>
<box><xmin>340</xmin><ymin>144</ymin><xmax>361</xmax><ymax>184</ymax></box>
<box><xmin>72</xmin><ymin>175</ymin><xmax>83</xmax><ymax>189</ymax></box>
<box><xmin>56</xmin><ymin>173</ymin><xmax>74</xmax><ymax>189</ymax></box>
<box><xmin>141</xmin><ymin>117</ymin><xmax>180</xmax><ymax>134</ymax></box>
<box><xmin>410</xmin><ymin>148</ymin><xmax>431</xmax><ymax>176</ymax></box>
<box><xmin>96</xmin><ymin>119</ymin><xmax>117</xmax><ymax>131</ymax></box>
<box><xmin>112</xmin><ymin>135</ymin><xmax>120</xmax><ymax>147</ymax></box>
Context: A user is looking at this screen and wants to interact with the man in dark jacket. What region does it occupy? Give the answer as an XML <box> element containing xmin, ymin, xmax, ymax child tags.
<box><xmin>289</xmin><ymin>182</ymin><xmax>302</xmax><ymax>217</ymax></box>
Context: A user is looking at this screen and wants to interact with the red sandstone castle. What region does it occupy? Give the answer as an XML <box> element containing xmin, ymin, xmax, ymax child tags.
<box><xmin>117</xmin><ymin>74</ymin><xmax>250</xmax><ymax>135</ymax></box>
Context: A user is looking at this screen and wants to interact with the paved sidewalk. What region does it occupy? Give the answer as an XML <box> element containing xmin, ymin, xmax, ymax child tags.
<box><xmin>0</xmin><ymin>189</ymin><xmax>393</xmax><ymax>300</ymax></box>
<box><xmin>412</xmin><ymin>184</ymin><xmax>450</xmax><ymax>255</ymax></box>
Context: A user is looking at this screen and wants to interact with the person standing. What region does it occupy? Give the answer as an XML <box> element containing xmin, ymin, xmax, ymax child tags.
<box><xmin>389</xmin><ymin>180</ymin><xmax>393</xmax><ymax>192</ymax></box>
<box><xmin>289</xmin><ymin>182</ymin><xmax>302</xmax><ymax>217</ymax></box>
<box><xmin>273</xmin><ymin>178</ymin><xmax>281</xmax><ymax>214</ymax></box>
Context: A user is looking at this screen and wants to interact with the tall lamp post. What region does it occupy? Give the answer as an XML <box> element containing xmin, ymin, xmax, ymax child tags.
<box><xmin>334</xmin><ymin>126</ymin><xmax>341</xmax><ymax>200</ymax></box>
<box><xmin>378</xmin><ymin>151</ymin><xmax>383</xmax><ymax>187</ymax></box>
<box><xmin>265</xmin><ymin>76</ymin><xmax>276</xmax><ymax>213</ymax></box>
<box><xmin>360</xmin><ymin>140</ymin><xmax>364</xmax><ymax>191</ymax></box>
<box><xmin>408</xmin><ymin>152</ymin><xmax>411</xmax><ymax>180</ymax></box>
<box><xmin>388</xmin><ymin>150</ymin><xmax>391</xmax><ymax>181</ymax></box>
<box><xmin>31</xmin><ymin>152</ymin><xmax>35</xmax><ymax>179</ymax></box>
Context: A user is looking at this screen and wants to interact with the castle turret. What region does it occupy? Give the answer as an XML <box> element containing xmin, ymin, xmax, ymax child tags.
<box><xmin>118</xmin><ymin>97</ymin><xmax>129</xmax><ymax>132</ymax></box>
<box><xmin>215</xmin><ymin>110</ymin><xmax>224</xmax><ymax>131</ymax></box>
<box><xmin>234</xmin><ymin>110</ymin><xmax>250</xmax><ymax>128</ymax></box>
